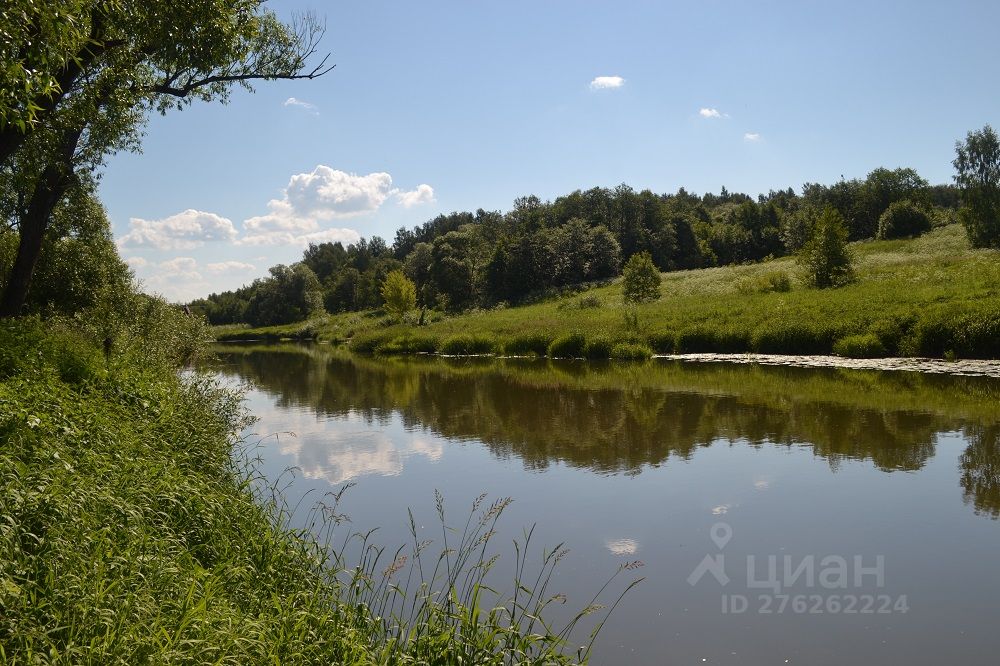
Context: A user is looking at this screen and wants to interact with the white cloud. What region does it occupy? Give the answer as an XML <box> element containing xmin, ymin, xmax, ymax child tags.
<box><xmin>589</xmin><ymin>75</ymin><xmax>625</xmax><ymax>90</ymax></box>
<box><xmin>241</xmin><ymin>166</ymin><xmax>430</xmax><ymax>246</ymax></box>
<box><xmin>744</xmin><ymin>132</ymin><xmax>762</xmax><ymax>142</ymax></box>
<box><xmin>124</xmin><ymin>256</ymin><xmax>148</xmax><ymax>269</ymax></box>
<box><xmin>118</xmin><ymin>209</ymin><xmax>238</xmax><ymax>250</ymax></box>
<box><xmin>395</xmin><ymin>183</ymin><xmax>435</xmax><ymax>208</ymax></box>
<box><xmin>159</xmin><ymin>257</ymin><xmax>200</xmax><ymax>276</ymax></box>
<box><xmin>206</xmin><ymin>261</ymin><xmax>256</xmax><ymax>274</ymax></box>
<box><xmin>699</xmin><ymin>107</ymin><xmax>724</xmax><ymax>118</ymax></box>
<box><xmin>283</xmin><ymin>97</ymin><xmax>319</xmax><ymax>114</ymax></box>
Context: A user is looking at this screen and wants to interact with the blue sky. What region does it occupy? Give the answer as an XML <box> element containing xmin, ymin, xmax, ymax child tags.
<box><xmin>101</xmin><ymin>0</ymin><xmax>1000</xmax><ymax>301</ymax></box>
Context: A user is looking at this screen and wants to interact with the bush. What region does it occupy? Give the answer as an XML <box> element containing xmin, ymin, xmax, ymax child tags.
<box><xmin>833</xmin><ymin>334</ymin><xmax>888</xmax><ymax>358</ymax></box>
<box><xmin>877</xmin><ymin>200</ymin><xmax>932</xmax><ymax>239</ymax></box>
<box><xmin>378</xmin><ymin>334</ymin><xmax>440</xmax><ymax>355</ymax></box>
<box><xmin>611</xmin><ymin>342</ymin><xmax>653</xmax><ymax>360</ymax></box>
<box><xmin>647</xmin><ymin>331</ymin><xmax>676</xmax><ymax>354</ymax></box>
<box><xmin>350</xmin><ymin>330</ymin><xmax>397</xmax><ymax>354</ymax></box>
<box><xmin>621</xmin><ymin>252</ymin><xmax>661</xmax><ymax>304</ymax></box>
<box><xmin>583</xmin><ymin>337</ymin><xmax>613</xmax><ymax>360</ymax></box>
<box><xmin>799</xmin><ymin>207</ymin><xmax>854</xmax><ymax>288</ymax></box>
<box><xmin>547</xmin><ymin>332</ymin><xmax>587</xmax><ymax>359</ymax></box>
<box><xmin>501</xmin><ymin>333</ymin><xmax>553</xmax><ymax>357</ymax></box>
<box><xmin>439</xmin><ymin>334</ymin><xmax>495</xmax><ymax>355</ymax></box>
<box><xmin>752</xmin><ymin>324</ymin><xmax>836</xmax><ymax>355</ymax></box>
<box><xmin>736</xmin><ymin>271</ymin><xmax>791</xmax><ymax>294</ymax></box>
<box><xmin>868</xmin><ymin>313</ymin><xmax>917</xmax><ymax>355</ymax></box>
<box><xmin>675</xmin><ymin>326</ymin><xmax>718</xmax><ymax>353</ymax></box>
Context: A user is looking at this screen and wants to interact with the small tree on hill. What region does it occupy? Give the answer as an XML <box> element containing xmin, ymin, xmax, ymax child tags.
<box><xmin>799</xmin><ymin>207</ymin><xmax>854</xmax><ymax>288</ymax></box>
<box><xmin>381</xmin><ymin>269</ymin><xmax>416</xmax><ymax>322</ymax></box>
<box><xmin>622</xmin><ymin>251</ymin><xmax>661</xmax><ymax>304</ymax></box>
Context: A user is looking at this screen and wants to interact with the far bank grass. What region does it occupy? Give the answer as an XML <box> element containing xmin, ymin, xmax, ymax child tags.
<box><xmin>217</xmin><ymin>225</ymin><xmax>1000</xmax><ymax>359</ymax></box>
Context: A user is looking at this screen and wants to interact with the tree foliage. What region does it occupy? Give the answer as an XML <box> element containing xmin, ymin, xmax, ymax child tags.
<box><xmin>877</xmin><ymin>200</ymin><xmax>931</xmax><ymax>240</ymax></box>
<box><xmin>953</xmin><ymin>124</ymin><xmax>1000</xmax><ymax>249</ymax></box>
<box><xmin>244</xmin><ymin>264</ymin><xmax>323</xmax><ymax>327</ymax></box>
<box><xmin>621</xmin><ymin>252</ymin><xmax>661</xmax><ymax>304</ymax></box>
<box><xmin>381</xmin><ymin>270</ymin><xmax>416</xmax><ymax>322</ymax></box>
<box><xmin>799</xmin><ymin>207</ymin><xmax>854</xmax><ymax>288</ymax></box>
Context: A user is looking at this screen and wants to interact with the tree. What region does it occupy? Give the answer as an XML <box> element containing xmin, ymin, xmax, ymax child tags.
<box><xmin>244</xmin><ymin>264</ymin><xmax>323</xmax><ymax>326</ymax></box>
<box><xmin>621</xmin><ymin>251</ymin><xmax>661</xmax><ymax>304</ymax></box>
<box><xmin>877</xmin><ymin>200</ymin><xmax>931</xmax><ymax>239</ymax></box>
<box><xmin>798</xmin><ymin>207</ymin><xmax>853</xmax><ymax>288</ymax></box>
<box><xmin>381</xmin><ymin>270</ymin><xmax>416</xmax><ymax>322</ymax></box>
<box><xmin>0</xmin><ymin>3</ymin><xmax>332</xmax><ymax>318</ymax></box>
<box><xmin>953</xmin><ymin>124</ymin><xmax>1000</xmax><ymax>248</ymax></box>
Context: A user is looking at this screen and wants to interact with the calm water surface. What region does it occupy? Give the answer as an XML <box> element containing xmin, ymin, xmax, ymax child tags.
<box><xmin>202</xmin><ymin>343</ymin><xmax>1000</xmax><ymax>665</ymax></box>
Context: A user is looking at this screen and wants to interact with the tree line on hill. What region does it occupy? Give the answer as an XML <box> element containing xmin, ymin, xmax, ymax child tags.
<box><xmin>191</xmin><ymin>167</ymin><xmax>963</xmax><ymax>327</ymax></box>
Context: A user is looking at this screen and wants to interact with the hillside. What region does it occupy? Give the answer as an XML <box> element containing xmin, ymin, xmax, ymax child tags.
<box><xmin>215</xmin><ymin>225</ymin><xmax>1000</xmax><ymax>360</ymax></box>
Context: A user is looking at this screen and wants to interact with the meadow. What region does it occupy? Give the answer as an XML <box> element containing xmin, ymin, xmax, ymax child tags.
<box><xmin>216</xmin><ymin>225</ymin><xmax>1000</xmax><ymax>360</ymax></box>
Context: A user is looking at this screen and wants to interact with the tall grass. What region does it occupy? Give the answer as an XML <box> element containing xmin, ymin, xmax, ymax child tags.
<box><xmin>1</xmin><ymin>319</ymin><xmax>640</xmax><ymax>663</ymax></box>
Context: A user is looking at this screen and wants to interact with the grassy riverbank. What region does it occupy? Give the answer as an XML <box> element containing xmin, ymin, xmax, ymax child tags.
<box><xmin>216</xmin><ymin>225</ymin><xmax>1000</xmax><ymax>360</ymax></box>
<box><xmin>0</xmin><ymin>317</ymin><xmax>623</xmax><ymax>664</ymax></box>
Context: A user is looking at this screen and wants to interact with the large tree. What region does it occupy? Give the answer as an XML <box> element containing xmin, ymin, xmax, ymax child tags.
<box><xmin>0</xmin><ymin>2</ymin><xmax>332</xmax><ymax>317</ymax></box>
<box><xmin>953</xmin><ymin>124</ymin><xmax>1000</xmax><ymax>249</ymax></box>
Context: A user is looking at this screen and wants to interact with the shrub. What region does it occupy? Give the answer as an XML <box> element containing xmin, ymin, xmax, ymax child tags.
<box><xmin>378</xmin><ymin>334</ymin><xmax>439</xmax><ymax>355</ymax></box>
<box><xmin>833</xmin><ymin>334</ymin><xmax>888</xmax><ymax>359</ymax></box>
<box><xmin>350</xmin><ymin>330</ymin><xmax>397</xmax><ymax>354</ymax></box>
<box><xmin>675</xmin><ymin>326</ymin><xmax>718</xmax><ymax>353</ymax></box>
<box><xmin>646</xmin><ymin>331</ymin><xmax>676</xmax><ymax>354</ymax></box>
<box><xmin>611</xmin><ymin>342</ymin><xmax>653</xmax><ymax>360</ymax></box>
<box><xmin>502</xmin><ymin>333</ymin><xmax>553</xmax><ymax>357</ymax></box>
<box><xmin>868</xmin><ymin>313</ymin><xmax>917</xmax><ymax>355</ymax></box>
<box><xmin>799</xmin><ymin>207</ymin><xmax>854</xmax><ymax>288</ymax></box>
<box><xmin>621</xmin><ymin>252</ymin><xmax>661</xmax><ymax>304</ymax></box>
<box><xmin>381</xmin><ymin>270</ymin><xmax>417</xmax><ymax>322</ymax></box>
<box><xmin>736</xmin><ymin>271</ymin><xmax>791</xmax><ymax>294</ymax></box>
<box><xmin>877</xmin><ymin>200</ymin><xmax>932</xmax><ymax>239</ymax></box>
<box><xmin>439</xmin><ymin>334</ymin><xmax>495</xmax><ymax>355</ymax></box>
<box><xmin>577</xmin><ymin>294</ymin><xmax>602</xmax><ymax>309</ymax></box>
<box><xmin>752</xmin><ymin>324</ymin><xmax>836</xmax><ymax>355</ymax></box>
<box><xmin>583</xmin><ymin>337</ymin><xmax>613</xmax><ymax>360</ymax></box>
<box><xmin>547</xmin><ymin>332</ymin><xmax>587</xmax><ymax>359</ymax></box>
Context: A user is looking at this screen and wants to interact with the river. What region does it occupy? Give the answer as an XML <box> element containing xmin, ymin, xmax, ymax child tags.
<box><xmin>201</xmin><ymin>343</ymin><xmax>1000</xmax><ymax>665</ymax></box>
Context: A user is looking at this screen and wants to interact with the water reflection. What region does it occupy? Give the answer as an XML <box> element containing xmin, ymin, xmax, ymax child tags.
<box><xmin>206</xmin><ymin>343</ymin><xmax>1000</xmax><ymax>518</ymax></box>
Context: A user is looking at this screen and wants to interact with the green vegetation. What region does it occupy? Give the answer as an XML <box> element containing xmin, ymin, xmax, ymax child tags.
<box><xmin>381</xmin><ymin>269</ymin><xmax>417</xmax><ymax>322</ymax></box>
<box><xmin>621</xmin><ymin>251</ymin><xmax>662</xmax><ymax>304</ymax></box>
<box><xmin>877</xmin><ymin>200</ymin><xmax>932</xmax><ymax>240</ymax></box>
<box><xmin>192</xmin><ymin>165</ymin><xmax>962</xmax><ymax>327</ymax></box>
<box><xmin>798</xmin><ymin>207</ymin><xmax>854</xmax><ymax>288</ymax></box>
<box><xmin>0</xmin><ymin>315</ymin><xmax>638</xmax><ymax>663</ymax></box>
<box><xmin>228</xmin><ymin>225</ymin><xmax>1000</xmax><ymax>360</ymax></box>
<box><xmin>954</xmin><ymin>124</ymin><xmax>1000</xmax><ymax>249</ymax></box>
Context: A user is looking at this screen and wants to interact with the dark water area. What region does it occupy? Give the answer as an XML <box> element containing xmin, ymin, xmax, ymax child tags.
<box><xmin>201</xmin><ymin>343</ymin><xmax>1000</xmax><ymax>665</ymax></box>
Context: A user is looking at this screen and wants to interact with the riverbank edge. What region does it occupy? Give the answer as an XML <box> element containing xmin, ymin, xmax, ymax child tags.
<box><xmin>1</xmin><ymin>320</ymin><xmax>590</xmax><ymax>663</ymax></box>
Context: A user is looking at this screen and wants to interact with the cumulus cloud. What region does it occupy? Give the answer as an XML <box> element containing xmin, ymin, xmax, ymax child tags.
<box><xmin>699</xmin><ymin>107</ymin><xmax>724</xmax><ymax>118</ymax></box>
<box><xmin>124</xmin><ymin>256</ymin><xmax>148</xmax><ymax>269</ymax></box>
<box><xmin>395</xmin><ymin>183</ymin><xmax>435</xmax><ymax>208</ymax></box>
<box><xmin>206</xmin><ymin>261</ymin><xmax>255</xmax><ymax>274</ymax></box>
<box><xmin>241</xmin><ymin>166</ymin><xmax>431</xmax><ymax>246</ymax></box>
<box><xmin>283</xmin><ymin>97</ymin><xmax>319</xmax><ymax>114</ymax></box>
<box><xmin>118</xmin><ymin>209</ymin><xmax>238</xmax><ymax>250</ymax></box>
<box><xmin>744</xmin><ymin>132</ymin><xmax>762</xmax><ymax>142</ymax></box>
<box><xmin>589</xmin><ymin>75</ymin><xmax>625</xmax><ymax>90</ymax></box>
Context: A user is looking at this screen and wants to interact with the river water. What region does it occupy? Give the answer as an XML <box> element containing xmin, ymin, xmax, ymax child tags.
<box><xmin>202</xmin><ymin>343</ymin><xmax>1000</xmax><ymax>665</ymax></box>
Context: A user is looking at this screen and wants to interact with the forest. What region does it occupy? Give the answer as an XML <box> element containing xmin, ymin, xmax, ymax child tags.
<box><xmin>191</xmin><ymin>169</ymin><xmax>962</xmax><ymax>326</ymax></box>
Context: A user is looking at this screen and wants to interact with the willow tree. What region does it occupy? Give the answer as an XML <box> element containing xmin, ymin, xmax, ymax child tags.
<box><xmin>0</xmin><ymin>1</ymin><xmax>333</xmax><ymax>317</ymax></box>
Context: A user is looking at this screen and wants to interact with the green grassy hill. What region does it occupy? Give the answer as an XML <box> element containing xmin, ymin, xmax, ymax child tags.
<box><xmin>217</xmin><ymin>225</ymin><xmax>1000</xmax><ymax>360</ymax></box>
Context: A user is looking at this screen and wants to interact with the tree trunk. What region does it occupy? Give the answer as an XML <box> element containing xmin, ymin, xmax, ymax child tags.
<box><xmin>0</xmin><ymin>127</ymin><xmax>83</xmax><ymax>318</ymax></box>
